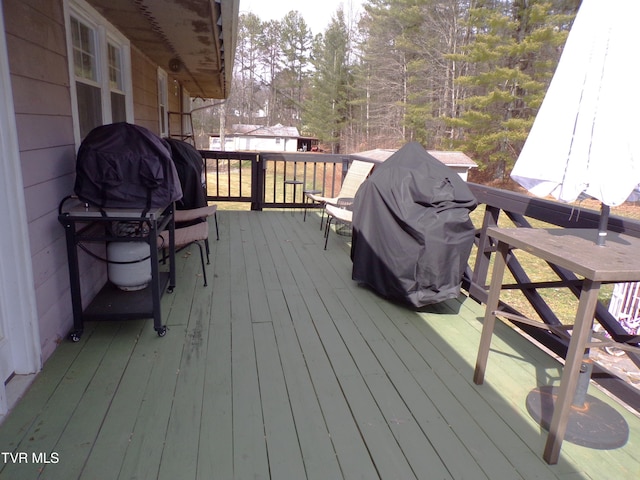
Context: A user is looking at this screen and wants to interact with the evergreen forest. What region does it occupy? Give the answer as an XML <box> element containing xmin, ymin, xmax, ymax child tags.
<box><xmin>194</xmin><ymin>0</ymin><xmax>581</xmax><ymax>181</ymax></box>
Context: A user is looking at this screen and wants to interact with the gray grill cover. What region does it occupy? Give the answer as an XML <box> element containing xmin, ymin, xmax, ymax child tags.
<box><xmin>351</xmin><ymin>142</ymin><xmax>477</xmax><ymax>307</ymax></box>
<box><xmin>75</xmin><ymin>122</ymin><xmax>183</xmax><ymax>211</ymax></box>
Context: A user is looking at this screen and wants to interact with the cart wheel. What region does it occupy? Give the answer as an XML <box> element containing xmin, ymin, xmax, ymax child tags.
<box><xmin>69</xmin><ymin>332</ymin><xmax>82</xmax><ymax>342</ymax></box>
<box><xmin>167</xmin><ymin>286</ymin><xmax>175</xmax><ymax>294</ymax></box>
<box><xmin>156</xmin><ymin>326</ymin><xmax>167</xmax><ymax>337</ymax></box>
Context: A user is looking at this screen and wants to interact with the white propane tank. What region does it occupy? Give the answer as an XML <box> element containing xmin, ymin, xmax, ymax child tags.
<box><xmin>107</xmin><ymin>241</ymin><xmax>152</xmax><ymax>291</ymax></box>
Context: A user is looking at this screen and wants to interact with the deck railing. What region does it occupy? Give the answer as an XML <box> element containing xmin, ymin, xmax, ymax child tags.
<box><xmin>201</xmin><ymin>150</ymin><xmax>352</xmax><ymax>210</ymax></box>
<box><xmin>201</xmin><ymin>149</ymin><xmax>640</xmax><ymax>409</ymax></box>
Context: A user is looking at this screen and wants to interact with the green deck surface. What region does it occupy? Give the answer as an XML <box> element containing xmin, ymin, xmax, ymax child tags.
<box><xmin>1</xmin><ymin>210</ymin><xmax>638</xmax><ymax>479</ymax></box>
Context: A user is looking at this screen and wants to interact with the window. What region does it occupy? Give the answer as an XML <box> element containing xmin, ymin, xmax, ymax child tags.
<box><xmin>157</xmin><ymin>69</ymin><xmax>168</xmax><ymax>137</ymax></box>
<box><xmin>70</xmin><ymin>16</ymin><xmax>101</xmax><ymax>139</ymax></box>
<box><xmin>108</xmin><ymin>42</ymin><xmax>126</xmax><ymax>123</ymax></box>
<box><xmin>67</xmin><ymin>0</ymin><xmax>132</xmax><ymax>143</ymax></box>
<box><xmin>182</xmin><ymin>87</ymin><xmax>192</xmax><ymax>138</ymax></box>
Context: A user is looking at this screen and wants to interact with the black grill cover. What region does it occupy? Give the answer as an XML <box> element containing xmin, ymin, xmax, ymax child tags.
<box><xmin>351</xmin><ymin>142</ymin><xmax>477</xmax><ymax>307</ymax></box>
<box><xmin>74</xmin><ymin>122</ymin><xmax>183</xmax><ymax>210</ymax></box>
<box><xmin>165</xmin><ymin>138</ymin><xmax>207</xmax><ymax>211</ymax></box>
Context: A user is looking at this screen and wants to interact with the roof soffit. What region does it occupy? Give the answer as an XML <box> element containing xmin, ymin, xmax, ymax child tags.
<box><xmin>86</xmin><ymin>0</ymin><xmax>238</xmax><ymax>99</ymax></box>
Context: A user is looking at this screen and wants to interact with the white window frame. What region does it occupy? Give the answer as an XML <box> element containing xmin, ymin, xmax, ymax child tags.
<box><xmin>182</xmin><ymin>87</ymin><xmax>192</xmax><ymax>137</ymax></box>
<box><xmin>158</xmin><ymin>68</ymin><xmax>169</xmax><ymax>137</ymax></box>
<box><xmin>64</xmin><ymin>0</ymin><xmax>133</xmax><ymax>147</ymax></box>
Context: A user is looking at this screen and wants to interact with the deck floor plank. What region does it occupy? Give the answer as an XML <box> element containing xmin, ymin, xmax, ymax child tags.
<box><xmin>78</xmin><ymin>320</ymin><xmax>159</xmax><ymax>480</ymax></box>
<box><xmin>396</xmin><ymin>302</ymin><xmax>608</xmax><ymax>478</ymax></box>
<box><xmin>1</xmin><ymin>323</ymin><xmax>123</xmax><ymax>479</ymax></box>
<box><xmin>114</xmin><ymin>310</ymin><xmax>187</xmax><ymax>480</ymax></box>
<box><xmin>333</xmin><ymin>287</ymin><xmax>493</xmax><ymax>480</ymax></box>
<box><xmin>1</xmin><ymin>210</ymin><xmax>639</xmax><ymax>480</ymax></box>
<box><xmin>228</xmin><ymin>211</ymin><xmax>270</xmax><ymax>480</ymax></box>
<box><xmin>265</xmin><ymin>288</ymin><xmax>345</xmax><ymax>480</ymax></box>
<box><xmin>157</xmin><ymin>273</ymin><xmax>213</xmax><ymax>479</ymax></box>
<box><xmin>281</xmin><ymin>287</ymin><xmax>381</xmax><ymax>479</ymax></box>
<box><xmin>345</xmin><ymin>289</ymin><xmax>525</xmax><ymax>479</ymax></box>
<box><xmin>384</xmin><ymin>300</ymin><xmax>580</xmax><ymax>479</ymax></box>
<box><xmin>198</xmin><ymin>217</ymin><xmax>234</xmax><ymax>479</ymax></box>
<box><xmin>114</xmin><ymin>253</ymin><xmax>205</xmax><ymax>480</ymax></box>
<box><xmin>0</xmin><ymin>322</ymin><xmax>97</xmax><ymax>449</ymax></box>
<box><xmin>253</xmin><ymin>321</ymin><xmax>308</xmax><ymax>479</ymax></box>
<box><xmin>49</xmin><ymin>321</ymin><xmax>147</xmax><ymax>479</ymax></box>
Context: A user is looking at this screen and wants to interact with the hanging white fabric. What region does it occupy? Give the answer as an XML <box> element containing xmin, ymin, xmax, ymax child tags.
<box><xmin>511</xmin><ymin>0</ymin><xmax>640</xmax><ymax>207</ymax></box>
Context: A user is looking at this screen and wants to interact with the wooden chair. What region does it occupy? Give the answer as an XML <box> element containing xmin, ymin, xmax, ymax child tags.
<box><xmin>304</xmin><ymin>160</ymin><xmax>374</xmax><ymax>226</ymax></box>
<box><xmin>159</xmin><ymin>205</ymin><xmax>218</xmax><ymax>286</ymax></box>
<box><xmin>324</xmin><ymin>202</ymin><xmax>353</xmax><ymax>250</ymax></box>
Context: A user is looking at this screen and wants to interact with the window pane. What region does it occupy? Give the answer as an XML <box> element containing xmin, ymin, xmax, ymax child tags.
<box><xmin>108</xmin><ymin>43</ymin><xmax>123</xmax><ymax>91</ymax></box>
<box><xmin>159</xmin><ymin>105</ymin><xmax>166</xmax><ymax>135</ymax></box>
<box><xmin>111</xmin><ymin>92</ymin><xmax>126</xmax><ymax>123</ymax></box>
<box><xmin>76</xmin><ymin>82</ymin><xmax>102</xmax><ymax>139</ymax></box>
<box><xmin>158</xmin><ymin>73</ymin><xmax>168</xmax><ymax>136</ymax></box>
<box><xmin>71</xmin><ymin>17</ymin><xmax>97</xmax><ymax>81</ymax></box>
<box><xmin>71</xmin><ymin>18</ymin><xmax>80</xmax><ymax>46</ymax></box>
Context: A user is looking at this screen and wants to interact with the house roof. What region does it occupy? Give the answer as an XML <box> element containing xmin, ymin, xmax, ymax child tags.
<box><xmin>351</xmin><ymin>149</ymin><xmax>397</xmax><ymax>163</ymax></box>
<box><xmin>353</xmin><ymin>148</ymin><xmax>478</xmax><ymax>169</ymax></box>
<box><xmin>225</xmin><ymin>124</ymin><xmax>301</xmax><ymax>138</ymax></box>
<box><xmin>428</xmin><ymin>150</ymin><xmax>478</xmax><ymax>168</ymax></box>
<box><xmin>86</xmin><ymin>0</ymin><xmax>239</xmax><ymax>99</ymax></box>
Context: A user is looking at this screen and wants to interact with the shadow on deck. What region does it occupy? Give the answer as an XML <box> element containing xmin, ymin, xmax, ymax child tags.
<box><xmin>1</xmin><ymin>210</ymin><xmax>639</xmax><ymax>479</ymax></box>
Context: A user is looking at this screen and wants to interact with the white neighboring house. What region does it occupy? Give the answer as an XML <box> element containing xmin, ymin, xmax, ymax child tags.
<box><xmin>210</xmin><ymin>124</ymin><xmax>312</xmax><ymax>152</ymax></box>
<box><xmin>353</xmin><ymin>148</ymin><xmax>478</xmax><ymax>181</ymax></box>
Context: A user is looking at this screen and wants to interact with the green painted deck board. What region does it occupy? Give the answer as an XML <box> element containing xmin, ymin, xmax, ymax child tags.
<box><xmin>79</xmin><ymin>320</ymin><xmax>159</xmax><ymax>480</ymax></box>
<box><xmin>198</xmin><ymin>220</ymin><xmax>233</xmax><ymax>480</ymax></box>
<box><xmin>1</xmin><ymin>210</ymin><xmax>639</xmax><ymax>480</ymax></box>
<box><xmin>228</xmin><ymin>212</ymin><xmax>270</xmax><ymax>480</ymax></box>
<box><xmin>253</xmin><ymin>321</ymin><xmax>307</xmax><ymax>479</ymax></box>
<box><xmin>265</xmin><ymin>288</ymin><xmax>344</xmax><ymax>480</ymax></box>
<box><xmin>158</xmin><ymin>277</ymin><xmax>213</xmax><ymax>480</ymax></box>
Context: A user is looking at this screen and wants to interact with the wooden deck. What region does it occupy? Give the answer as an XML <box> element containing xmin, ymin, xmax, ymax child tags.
<box><xmin>1</xmin><ymin>210</ymin><xmax>639</xmax><ymax>479</ymax></box>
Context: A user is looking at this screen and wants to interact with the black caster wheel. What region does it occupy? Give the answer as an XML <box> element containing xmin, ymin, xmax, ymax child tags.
<box><xmin>156</xmin><ymin>326</ymin><xmax>167</xmax><ymax>337</ymax></box>
<box><xmin>69</xmin><ymin>332</ymin><xmax>82</xmax><ymax>342</ymax></box>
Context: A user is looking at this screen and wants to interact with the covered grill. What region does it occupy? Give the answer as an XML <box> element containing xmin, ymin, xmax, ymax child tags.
<box><xmin>74</xmin><ymin>122</ymin><xmax>183</xmax><ymax>211</ymax></box>
<box><xmin>351</xmin><ymin>142</ymin><xmax>478</xmax><ymax>308</ymax></box>
<box><xmin>165</xmin><ymin>138</ymin><xmax>208</xmax><ymax>215</ymax></box>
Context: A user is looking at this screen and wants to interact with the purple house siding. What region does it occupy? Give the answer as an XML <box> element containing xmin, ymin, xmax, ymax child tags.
<box><xmin>4</xmin><ymin>0</ymin><xmax>78</xmax><ymax>360</ymax></box>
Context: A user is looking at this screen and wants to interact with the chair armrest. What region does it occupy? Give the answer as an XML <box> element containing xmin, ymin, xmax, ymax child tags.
<box><xmin>174</xmin><ymin>205</ymin><xmax>217</xmax><ymax>223</ymax></box>
<box><xmin>325</xmin><ymin>204</ymin><xmax>353</xmax><ymax>224</ymax></box>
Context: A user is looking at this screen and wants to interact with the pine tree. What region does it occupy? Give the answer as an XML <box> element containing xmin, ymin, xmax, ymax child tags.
<box><xmin>276</xmin><ymin>11</ymin><xmax>312</xmax><ymax>128</ymax></box>
<box><xmin>234</xmin><ymin>13</ymin><xmax>264</xmax><ymax>123</ymax></box>
<box><xmin>444</xmin><ymin>0</ymin><xmax>576</xmax><ymax>179</ymax></box>
<box><xmin>304</xmin><ymin>9</ymin><xmax>351</xmax><ymax>153</ymax></box>
<box><xmin>355</xmin><ymin>0</ymin><xmax>409</xmax><ymax>147</ymax></box>
<box><xmin>258</xmin><ymin>20</ymin><xmax>283</xmax><ymax>125</ymax></box>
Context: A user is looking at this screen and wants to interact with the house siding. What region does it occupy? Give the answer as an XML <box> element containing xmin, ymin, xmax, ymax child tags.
<box><xmin>131</xmin><ymin>47</ymin><xmax>161</xmax><ymax>134</ymax></box>
<box><xmin>4</xmin><ymin>0</ymin><xmax>79</xmax><ymax>360</ymax></box>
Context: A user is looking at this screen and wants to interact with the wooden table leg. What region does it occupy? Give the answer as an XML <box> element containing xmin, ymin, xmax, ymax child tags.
<box><xmin>543</xmin><ymin>278</ymin><xmax>601</xmax><ymax>464</ymax></box>
<box><xmin>474</xmin><ymin>240</ymin><xmax>509</xmax><ymax>385</ymax></box>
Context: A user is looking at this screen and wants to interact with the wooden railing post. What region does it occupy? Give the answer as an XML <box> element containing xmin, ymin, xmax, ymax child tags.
<box><xmin>251</xmin><ymin>153</ymin><xmax>264</xmax><ymax>211</ymax></box>
<box><xmin>469</xmin><ymin>205</ymin><xmax>501</xmax><ymax>303</ymax></box>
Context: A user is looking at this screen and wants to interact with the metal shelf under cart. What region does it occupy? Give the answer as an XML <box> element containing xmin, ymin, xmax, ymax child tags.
<box><xmin>58</xmin><ymin>198</ymin><xmax>176</xmax><ymax>341</ymax></box>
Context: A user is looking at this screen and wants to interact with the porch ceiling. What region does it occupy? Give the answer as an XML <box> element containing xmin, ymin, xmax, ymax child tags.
<box><xmin>86</xmin><ymin>0</ymin><xmax>239</xmax><ymax>99</ymax></box>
